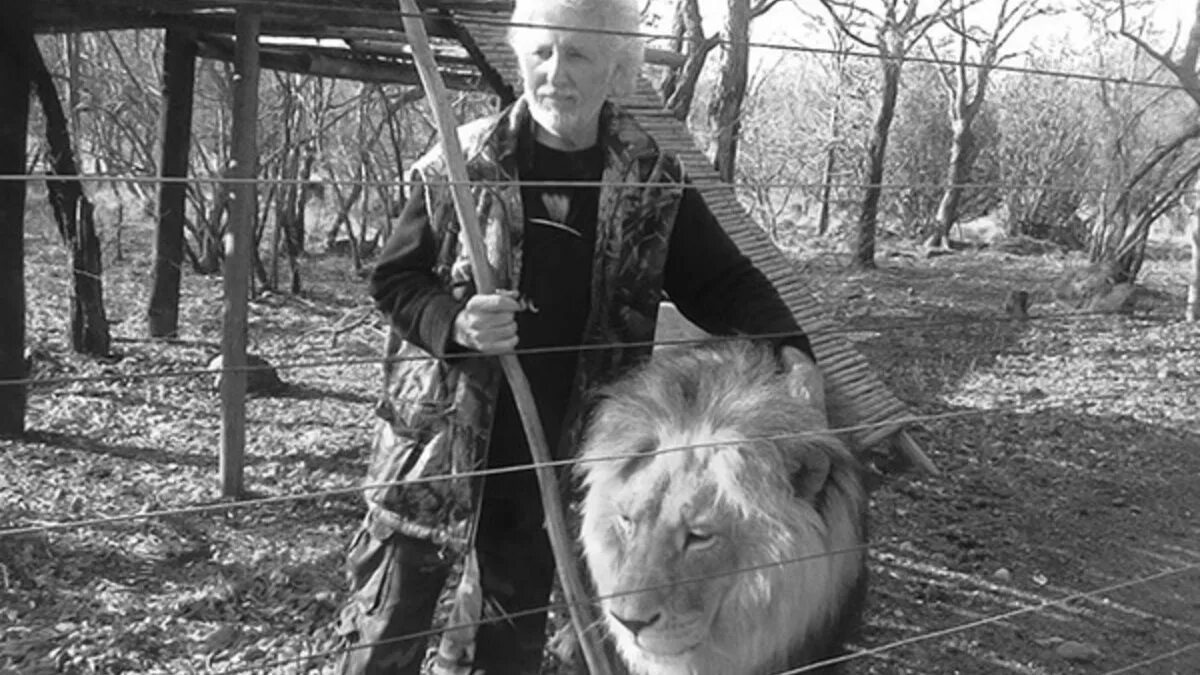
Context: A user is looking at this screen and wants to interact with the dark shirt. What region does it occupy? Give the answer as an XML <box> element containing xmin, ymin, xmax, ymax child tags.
<box><xmin>369</xmin><ymin>139</ymin><xmax>811</xmax><ymax>461</ymax></box>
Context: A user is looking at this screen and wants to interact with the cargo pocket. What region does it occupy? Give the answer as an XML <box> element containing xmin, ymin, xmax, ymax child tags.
<box><xmin>337</xmin><ymin>523</ymin><xmax>397</xmax><ymax>643</ymax></box>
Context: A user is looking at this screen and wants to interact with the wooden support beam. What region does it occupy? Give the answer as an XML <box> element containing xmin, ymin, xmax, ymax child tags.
<box><xmin>196</xmin><ymin>37</ymin><xmax>484</xmax><ymax>89</ymax></box>
<box><xmin>0</xmin><ymin>2</ymin><xmax>33</xmax><ymax>438</ymax></box>
<box><xmin>432</xmin><ymin>10</ymin><xmax>516</xmax><ymax>103</ymax></box>
<box><xmin>220</xmin><ymin>7</ymin><xmax>260</xmax><ymax>499</ymax></box>
<box><xmin>645</xmin><ymin>47</ymin><xmax>687</xmax><ymax>69</ymax></box>
<box><xmin>148</xmin><ymin>29</ymin><xmax>198</xmax><ymax>339</ymax></box>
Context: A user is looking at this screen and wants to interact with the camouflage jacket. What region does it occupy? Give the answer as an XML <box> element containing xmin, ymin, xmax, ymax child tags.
<box><xmin>365</xmin><ymin>99</ymin><xmax>685</xmax><ymax>547</ymax></box>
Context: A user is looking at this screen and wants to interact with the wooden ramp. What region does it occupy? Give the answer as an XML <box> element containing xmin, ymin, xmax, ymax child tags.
<box><xmin>454</xmin><ymin>9</ymin><xmax>934</xmax><ymax>472</ymax></box>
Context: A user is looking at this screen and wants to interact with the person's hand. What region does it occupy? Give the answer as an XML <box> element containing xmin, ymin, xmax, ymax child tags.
<box><xmin>780</xmin><ymin>346</ymin><xmax>829</xmax><ymax>430</ymax></box>
<box><xmin>453</xmin><ymin>292</ymin><xmax>522</xmax><ymax>354</ymax></box>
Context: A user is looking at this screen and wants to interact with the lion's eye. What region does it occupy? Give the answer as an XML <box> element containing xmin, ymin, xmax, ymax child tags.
<box><xmin>684</xmin><ymin>530</ymin><xmax>715</xmax><ymax>550</ymax></box>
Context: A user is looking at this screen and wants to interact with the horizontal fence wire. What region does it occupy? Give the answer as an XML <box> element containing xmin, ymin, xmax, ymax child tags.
<box><xmin>3</xmin><ymin>541</ymin><xmax>1193</xmax><ymax>674</ymax></box>
<box><xmin>202</xmin><ymin>554</ymin><xmax>1200</xmax><ymax>675</ymax></box>
<box><xmin>6</xmin><ymin>172</ymin><xmax>1200</xmax><ymax>198</ymax></box>
<box><xmin>97</xmin><ymin>0</ymin><xmax>1196</xmax><ymax>94</ymax></box>
<box><xmin>4</xmin><ymin>377</ymin><xmax>1197</xmax><ymax>540</ymax></box>
<box><xmin>777</xmin><ymin>562</ymin><xmax>1200</xmax><ymax>674</ymax></box>
<box><xmin>1100</xmin><ymin>640</ymin><xmax>1200</xmax><ymax>675</ymax></box>
<box><xmin>9</xmin><ymin>311</ymin><xmax>1194</xmax><ymax>391</ymax></box>
<box><xmin>211</xmin><ymin>540</ymin><xmax>880</xmax><ymax>674</ymax></box>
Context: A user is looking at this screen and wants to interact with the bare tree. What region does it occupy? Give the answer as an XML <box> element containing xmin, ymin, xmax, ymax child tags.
<box><xmin>736</xmin><ymin>56</ymin><xmax>808</xmax><ymax>237</ymax></box>
<box><xmin>25</xmin><ymin>33</ymin><xmax>112</xmax><ymax>356</ymax></box>
<box><xmin>708</xmin><ymin>0</ymin><xmax>787</xmax><ymax>182</ymax></box>
<box><xmin>1089</xmin><ymin>0</ymin><xmax>1200</xmax><ymax>284</ymax></box>
<box><xmin>925</xmin><ymin>0</ymin><xmax>1051</xmax><ymax>249</ymax></box>
<box><xmin>661</xmin><ymin>0</ymin><xmax>720</xmax><ymax>121</ymax></box>
<box><xmin>816</xmin><ymin>0</ymin><xmax>959</xmax><ymax>268</ymax></box>
<box><xmin>816</xmin><ymin>27</ymin><xmax>857</xmax><ymax>236</ymax></box>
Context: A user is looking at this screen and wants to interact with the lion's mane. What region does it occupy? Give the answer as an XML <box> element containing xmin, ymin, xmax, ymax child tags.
<box><xmin>576</xmin><ymin>341</ymin><xmax>868</xmax><ymax>675</ymax></box>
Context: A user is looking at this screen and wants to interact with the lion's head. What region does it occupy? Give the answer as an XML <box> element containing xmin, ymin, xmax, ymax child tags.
<box><xmin>577</xmin><ymin>341</ymin><xmax>868</xmax><ymax>675</ymax></box>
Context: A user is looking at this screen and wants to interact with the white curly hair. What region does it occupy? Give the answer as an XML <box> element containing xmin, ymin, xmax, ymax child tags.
<box><xmin>507</xmin><ymin>0</ymin><xmax>645</xmax><ymax>98</ymax></box>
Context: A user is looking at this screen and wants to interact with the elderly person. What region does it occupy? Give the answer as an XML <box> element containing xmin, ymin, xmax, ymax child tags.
<box><xmin>336</xmin><ymin>0</ymin><xmax>825</xmax><ymax>673</ymax></box>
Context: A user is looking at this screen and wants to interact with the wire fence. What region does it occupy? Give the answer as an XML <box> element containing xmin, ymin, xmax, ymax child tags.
<box><xmin>7</xmin><ymin>172</ymin><xmax>1200</xmax><ymax>198</ymax></box>
<box><xmin>4</xmin><ymin>360</ymin><xmax>1197</xmax><ymax>540</ymax></box>
<box><xmin>5</xmin><ymin>310</ymin><xmax>1197</xmax><ymax>668</ymax></box>
<box><xmin>196</xmin><ymin>553</ymin><xmax>1200</xmax><ymax>675</ymax></box>
<box><xmin>7</xmin><ymin>5</ymin><xmax>1200</xmax><ymax>674</ymax></box>
<box><xmin>8</xmin><ymin>309</ymin><xmax>1194</xmax><ymax>391</ymax></box>
<box><xmin>6</xmin><ymin>310</ymin><xmax>1197</xmax><ymax>666</ymax></box>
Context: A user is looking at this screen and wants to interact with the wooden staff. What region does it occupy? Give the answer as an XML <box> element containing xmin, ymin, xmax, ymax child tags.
<box><xmin>394</xmin><ymin>2</ymin><xmax>614</xmax><ymax>674</ymax></box>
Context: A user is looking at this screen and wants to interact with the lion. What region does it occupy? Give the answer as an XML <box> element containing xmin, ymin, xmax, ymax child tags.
<box><xmin>576</xmin><ymin>340</ymin><xmax>868</xmax><ymax>675</ymax></box>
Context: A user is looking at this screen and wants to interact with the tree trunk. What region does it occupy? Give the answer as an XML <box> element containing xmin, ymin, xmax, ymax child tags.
<box><xmin>931</xmin><ymin>120</ymin><xmax>976</xmax><ymax>247</ymax></box>
<box><xmin>148</xmin><ymin>30</ymin><xmax>197</xmax><ymax>338</ymax></box>
<box><xmin>1091</xmin><ymin>123</ymin><xmax>1200</xmax><ymax>278</ymax></box>
<box><xmin>663</xmin><ymin>0</ymin><xmax>716</xmax><ymax>122</ymax></box>
<box><xmin>0</xmin><ymin>3</ymin><xmax>32</xmax><ymax>437</ymax></box>
<box><xmin>710</xmin><ymin>0</ymin><xmax>751</xmax><ymax>183</ymax></box>
<box><xmin>26</xmin><ymin>31</ymin><xmax>111</xmax><ymax>355</ymax></box>
<box><xmin>817</xmin><ymin>102</ymin><xmax>843</xmax><ymax>236</ymax></box>
<box><xmin>855</xmin><ymin>60</ymin><xmax>902</xmax><ymax>269</ymax></box>
<box><xmin>1188</xmin><ymin>210</ymin><xmax>1199</xmax><ymax>322</ymax></box>
<box><xmin>279</xmin><ymin>145</ymin><xmax>316</xmax><ymax>294</ymax></box>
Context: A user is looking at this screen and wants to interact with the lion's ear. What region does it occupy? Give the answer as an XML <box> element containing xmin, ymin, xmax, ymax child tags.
<box><xmin>790</xmin><ymin>442</ymin><xmax>832</xmax><ymax>502</ymax></box>
<box><xmin>779</xmin><ymin>346</ymin><xmax>829</xmax><ymax>430</ymax></box>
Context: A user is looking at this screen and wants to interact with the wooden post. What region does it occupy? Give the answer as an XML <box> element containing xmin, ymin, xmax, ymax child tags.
<box><xmin>0</xmin><ymin>3</ymin><xmax>33</xmax><ymax>438</ymax></box>
<box><xmin>220</xmin><ymin>9</ymin><xmax>260</xmax><ymax>498</ymax></box>
<box><xmin>395</xmin><ymin>2</ymin><xmax>614</xmax><ymax>673</ymax></box>
<box><xmin>148</xmin><ymin>29</ymin><xmax>198</xmax><ymax>338</ymax></box>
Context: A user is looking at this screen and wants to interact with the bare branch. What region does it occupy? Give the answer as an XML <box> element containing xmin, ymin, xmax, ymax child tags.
<box><xmin>750</xmin><ymin>0</ymin><xmax>785</xmax><ymax>19</ymax></box>
<box><xmin>813</xmin><ymin>0</ymin><xmax>880</xmax><ymax>50</ymax></box>
<box><xmin>1114</xmin><ymin>0</ymin><xmax>1200</xmax><ymax>106</ymax></box>
<box><xmin>1182</xmin><ymin>0</ymin><xmax>1200</xmax><ymax>72</ymax></box>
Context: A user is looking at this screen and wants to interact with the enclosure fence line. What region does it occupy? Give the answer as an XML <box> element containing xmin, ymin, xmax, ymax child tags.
<box><xmin>153</xmin><ymin>0</ymin><xmax>1194</xmax><ymax>94</ymax></box>
<box><xmin>200</xmin><ymin>558</ymin><xmax>1200</xmax><ymax>675</ymax></box>
<box><xmin>7</xmin><ymin>356</ymin><xmax>1196</xmax><ymax>669</ymax></box>
<box><xmin>773</xmin><ymin>562</ymin><xmax>1200</xmax><ymax>675</ymax></box>
<box><xmin>211</xmin><ymin>541</ymin><xmax>880</xmax><ymax>674</ymax></box>
<box><xmin>4</xmin><ymin>376</ymin><xmax>1197</xmax><ymax>541</ymax></box>
<box><xmin>10</xmin><ymin>172</ymin><xmax>1200</xmax><ymax>197</ymax></box>
<box><xmin>3</xmin><ymin>516</ymin><xmax>1195</xmax><ymax>675</ymax></box>
<box><xmin>12</xmin><ymin>310</ymin><xmax>1195</xmax><ymax>392</ymax></box>
<box><xmin>1099</xmin><ymin>640</ymin><xmax>1200</xmax><ymax>675</ymax></box>
<box><xmin>10</xmin><ymin>11</ymin><xmax>1197</xmax><ymax>675</ymax></box>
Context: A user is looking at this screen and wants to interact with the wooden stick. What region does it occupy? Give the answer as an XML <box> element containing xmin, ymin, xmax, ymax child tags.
<box><xmin>394</xmin><ymin>2</ymin><xmax>614</xmax><ymax>674</ymax></box>
<box><xmin>894</xmin><ymin>429</ymin><xmax>940</xmax><ymax>476</ymax></box>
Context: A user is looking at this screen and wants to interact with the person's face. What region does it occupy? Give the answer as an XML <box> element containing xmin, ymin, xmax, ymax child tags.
<box><xmin>513</xmin><ymin>6</ymin><xmax>617</xmax><ymax>149</ymax></box>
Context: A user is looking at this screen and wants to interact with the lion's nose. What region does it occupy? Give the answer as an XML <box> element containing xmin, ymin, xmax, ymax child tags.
<box><xmin>610</xmin><ymin>610</ymin><xmax>661</xmax><ymax>636</ymax></box>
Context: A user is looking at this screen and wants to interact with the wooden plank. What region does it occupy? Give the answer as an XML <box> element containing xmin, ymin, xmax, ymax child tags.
<box><xmin>0</xmin><ymin>2</ymin><xmax>32</xmax><ymax>437</ymax></box>
<box><xmin>220</xmin><ymin>7</ymin><xmax>260</xmax><ymax>499</ymax></box>
<box><xmin>148</xmin><ymin>29</ymin><xmax>197</xmax><ymax>339</ymax></box>
<box><xmin>195</xmin><ymin>38</ymin><xmax>485</xmax><ymax>90</ymax></box>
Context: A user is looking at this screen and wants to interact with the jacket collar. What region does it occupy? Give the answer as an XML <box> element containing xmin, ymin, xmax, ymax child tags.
<box><xmin>483</xmin><ymin>98</ymin><xmax>658</xmax><ymax>177</ymax></box>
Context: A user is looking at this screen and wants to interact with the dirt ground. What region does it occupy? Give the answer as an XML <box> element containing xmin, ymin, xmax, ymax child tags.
<box><xmin>2</xmin><ymin>205</ymin><xmax>1198</xmax><ymax>675</ymax></box>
